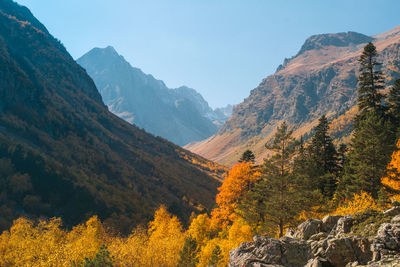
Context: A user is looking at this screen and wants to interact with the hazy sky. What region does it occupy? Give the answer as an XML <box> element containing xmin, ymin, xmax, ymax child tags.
<box><xmin>15</xmin><ymin>0</ymin><xmax>400</xmax><ymax>108</ymax></box>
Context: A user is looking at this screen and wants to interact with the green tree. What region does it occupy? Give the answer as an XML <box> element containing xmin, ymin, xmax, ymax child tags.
<box><xmin>339</xmin><ymin>111</ymin><xmax>395</xmax><ymax>199</ymax></box>
<box><xmin>208</xmin><ymin>245</ymin><xmax>223</xmax><ymax>267</ymax></box>
<box><xmin>308</xmin><ymin>115</ymin><xmax>338</xmax><ymax>197</ymax></box>
<box><xmin>177</xmin><ymin>236</ymin><xmax>199</xmax><ymax>267</ymax></box>
<box><xmin>336</xmin><ymin>144</ymin><xmax>348</xmax><ymax>178</ymax></box>
<box><xmin>239</xmin><ymin>150</ymin><xmax>255</xmax><ymax>163</ymax></box>
<box><xmin>357</xmin><ymin>42</ymin><xmax>385</xmax><ymax>115</ymax></box>
<box><xmin>78</xmin><ymin>245</ymin><xmax>113</xmax><ymax>267</ymax></box>
<box><xmin>338</xmin><ymin>43</ymin><xmax>396</xmax><ymax>200</ymax></box>
<box><xmin>388</xmin><ymin>79</ymin><xmax>400</xmax><ymax>131</ymax></box>
<box><xmin>239</xmin><ymin>122</ymin><xmax>313</xmax><ymax>237</ymax></box>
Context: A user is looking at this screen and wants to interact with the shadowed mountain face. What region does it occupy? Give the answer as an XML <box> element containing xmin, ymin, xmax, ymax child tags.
<box><xmin>77</xmin><ymin>47</ymin><xmax>230</xmax><ymax>146</ymax></box>
<box><xmin>186</xmin><ymin>28</ymin><xmax>400</xmax><ymax>166</ymax></box>
<box><xmin>0</xmin><ymin>0</ymin><xmax>223</xmax><ymax>234</ymax></box>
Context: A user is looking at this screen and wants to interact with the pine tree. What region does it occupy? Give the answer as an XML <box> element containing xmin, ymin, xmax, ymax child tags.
<box><xmin>336</xmin><ymin>144</ymin><xmax>348</xmax><ymax>177</ymax></box>
<box><xmin>388</xmin><ymin>78</ymin><xmax>400</xmax><ymax>129</ymax></box>
<box><xmin>239</xmin><ymin>150</ymin><xmax>255</xmax><ymax>163</ymax></box>
<box><xmin>357</xmin><ymin>42</ymin><xmax>385</xmax><ymax>115</ymax></box>
<box><xmin>308</xmin><ymin>115</ymin><xmax>338</xmax><ymax>197</ymax></box>
<box><xmin>339</xmin><ymin>111</ymin><xmax>395</xmax><ymax>199</ymax></box>
<box><xmin>338</xmin><ymin>43</ymin><xmax>396</xmax><ymax>200</ymax></box>
<box><xmin>238</xmin><ymin>122</ymin><xmax>313</xmax><ymax>237</ymax></box>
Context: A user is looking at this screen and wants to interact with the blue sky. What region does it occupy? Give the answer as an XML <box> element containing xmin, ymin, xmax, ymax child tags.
<box><xmin>15</xmin><ymin>0</ymin><xmax>400</xmax><ymax>108</ymax></box>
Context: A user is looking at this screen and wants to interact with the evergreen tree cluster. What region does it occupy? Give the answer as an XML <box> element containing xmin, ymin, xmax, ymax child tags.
<box><xmin>237</xmin><ymin>42</ymin><xmax>400</xmax><ymax>236</ymax></box>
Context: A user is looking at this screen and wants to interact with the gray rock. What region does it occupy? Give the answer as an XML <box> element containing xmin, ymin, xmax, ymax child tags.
<box><xmin>321</xmin><ymin>215</ymin><xmax>343</xmax><ymax>233</ymax></box>
<box><xmin>305</xmin><ymin>257</ymin><xmax>334</xmax><ymax>267</ymax></box>
<box><xmin>345</xmin><ymin>262</ymin><xmax>360</xmax><ymax>267</ymax></box>
<box><xmin>325</xmin><ymin>237</ymin><xmax>372</xmax><ymax>266</ymax></box>
<box><xmin>383</xmin><ymin>206</ymin><xmax>400</xmax><ymax>217</ymax></box>
<box><xmin>309</xmin><ymin>232</ymin><xmax>328</xmax><ymax>242</ymax></box>
<box><xmin>294</xmin><ymin>219</ymin><xmax>322</xmax><ymax>240</ymax></box>
<box><xmin>373</xmin><ymin>222</ymin><xmax>400</xmax><ymax>254</ymax></box>
<box><xmin>229</xmin><ymin>236</ymin><xmax>312</xmax><ymax>267</ymax></box>
<box><xmin>333</xmin><ymin>215</ymin><xmax>353</xmax><ymax>236</ymax></box>
<box><xmin>310</xmin><ymin>238</ymin><xmax>328</xmax><ymax>258</ymax></box>
<box><xmin>391</xmin><ymin>215</ymin><xmax>400</xmax><ymax>224</ymax></box>
<box><xmin>230</xmin><ymin>212</ymin><xmax>400</xmax><ymax>267</ymax></box>
<box><xmin>285</xmin><ymin>228</ymin><xmax>295</xmax><ymax>238</ymax></box>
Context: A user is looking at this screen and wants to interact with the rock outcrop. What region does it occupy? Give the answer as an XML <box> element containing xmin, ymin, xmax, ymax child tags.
<box><xmin>230</xmin><ymin>204</ymin><xmax>400</xmax><ymax>267</ymax></box>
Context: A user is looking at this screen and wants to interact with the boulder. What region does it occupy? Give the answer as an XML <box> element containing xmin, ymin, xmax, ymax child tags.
<box><xmin>391</xmin><ymin>215</ymin><xmax>400</xmax><ymax>224</ymax></box>
<box><xmin>383</xmin><ymin>206</ymin><xmax>400</xmax><ymax>217</ymax></box>
<box><xmin>305</xmin><ymin>257</ymin><xmax>334</xmax><ymax>267</ymax></box>
<box><xmin>321</xmin><ymin>215</ymin><xmax>342</xmax><ymax>233</ymax></box>
<box><xmin>294</xmin><ymin>219</ymin><xmax>322</xmax><ymax>240</ymax></box>
<box><xmin>324</xmin><ymin>237</ymin><xmax>372</xmax><ymax>266</ymax></box>
<box><xmin>285</xmin><ymin>228</ymin><xmax>295</xmax><ymax>238</ymax></box>
<box><xmin>309</xmin><ymin>238</ymin><xmax>328</xmax><ymax>258</ymax></box>
<box><xmin>309</xmin><ymin>232</ymin><xmax>328</xmax><ymax>242</ymax></box>
<box><xmin>373</xmin><ymin>222</ymin><xmax>400</xmax><ymax>256</ymax></box>
<box><xmin>229</xmin><ymin>236</ymin><xmax>312</xmax><ymax>267</ymax></box>
<box><xmin>333</xmin><ymin>215</ymin><xmax>353</xmax><ymax>236</ymax></box>
<box><xmin>280</xmin><ymin>237</ymin><xmax>313</xmax><ymax>266</ymax></box>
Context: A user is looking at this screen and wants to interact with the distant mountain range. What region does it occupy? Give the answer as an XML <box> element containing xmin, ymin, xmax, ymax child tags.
<box><xmin>186</xmin><ymin>27</ymin><xmax>400</xmax><ymax>166</ymax></box>
<box><xmin>77</xmin><ymin>47</ymin><xmax>232</xmax><ymax>146</ymax></box>
<box><xmin>0</xmin><ymin>0</ymin><xmax>225</xmax><ymax>234</ymax></box>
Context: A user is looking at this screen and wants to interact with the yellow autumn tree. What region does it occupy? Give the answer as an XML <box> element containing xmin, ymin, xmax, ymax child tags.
<box><xmin>197</xmin><ymin>217</ymin><xmax>253</xmax><ymax>267</ymax></box>
<box><xmin>211</xmin><ymin>162</ymin><xmax>260</xmax><ymax>227</ymax></box>
<box><xmin>0</xmin><ymin>216</ymin><xmax>111</xmax><ymax>266</ymax></box>
<box><xmin>0</xmin><ymin>217</ymin><xmax>66</xmax><ymax>266</ymax></box>
<box><xmin>145</xmin><ymin>205</ymin><xmax>186</xmax><ymax>266</ymax></box>
<box><xmin>64</xmin><ymin>215</ymin><xmax>107</xmax><ymax>264</ymax></box>
<box><xmin>333</xmin><ymin>191</ymin><xmax>381</xmax><ymax>215</ymax></box>
<box><xmin>187</xmin><ymin>213</ymin><xmax>214</xmax><ymax>247</ymax></box>
<box><xmin>382</xmin><ymin>139</ymin><xmax>400</xmax><ymax>201</ymax></box>
<box><xmin>108</xmin><ymin>226</ymin><xmax>149</xmax><ymax>266</ymax></box>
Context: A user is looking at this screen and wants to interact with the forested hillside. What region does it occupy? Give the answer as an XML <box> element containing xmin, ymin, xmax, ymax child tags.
<box><xmin>0</xmin><ymin>0</ymin><xmax>224</xmax><ymax>234</ymax></box>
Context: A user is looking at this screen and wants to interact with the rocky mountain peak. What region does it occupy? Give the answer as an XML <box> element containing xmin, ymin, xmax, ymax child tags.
<box><xmin>297</xmin><ymin>31</ymin><xmax>374</xmax><ymax>55</ymax></box>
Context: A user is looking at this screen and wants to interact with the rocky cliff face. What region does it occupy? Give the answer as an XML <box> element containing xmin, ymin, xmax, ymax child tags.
<box><xmin>186</xmin><ymin>27</ymin><xmax>400</xmax><ymax>166</ymax></box>
<box><xmin>230</xmin><ymin>204</ymin><xmax>400</xmax><ymax>267</ymax></box>
<box><xmin>0</xmin><ymin>0</ymin><xmax>223</xmax><ymax>233</ymax></box>
<box><xmin>77</xmin><ymin>47</ymin><xmax>230</xmax><ymax>146</ymax></box>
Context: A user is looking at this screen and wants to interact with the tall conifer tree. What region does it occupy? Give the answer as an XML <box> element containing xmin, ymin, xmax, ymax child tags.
<box><xmin>388</xmin><ymin>78</ymin><xmax>400</xmax><ymax>128</ymax></box>
<box><xmin>307</xmin><ymin>115</ymin><xmax>338</xmax><ymax>197</ymax></box>
<box><xmin>238</xmin><ymin>122</ymin><xmax>315</xmax><ymax>237</ymax></box>
<box><xmin>338</xmin><ymin>43</ymin><xmax>395</xmax><ymax>199</ymax></box>
<box><xmin>357</xmin><ymin>42</ymin><xmax>385</xmax><ymax>116</ymax></box>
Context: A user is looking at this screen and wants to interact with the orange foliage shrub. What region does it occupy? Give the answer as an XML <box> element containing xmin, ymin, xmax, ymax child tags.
<box><xmin>333</xmin><ymin>192</ymin><xmax>381</xmax><ymax>215</ymax></box>
<box><xmin>211</xmin><ymin>162</ymin><xmax>260</xmax><ymax>227</ymax></box>
<box><xmin>382</xmin><ymin>139</ymin><xmax>400</xmax><ymax>201</ymax></box>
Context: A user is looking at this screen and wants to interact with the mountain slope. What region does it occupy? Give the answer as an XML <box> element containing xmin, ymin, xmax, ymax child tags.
<box><xmin>186</xmin><ymin>27</ymin><xmax>400</xmax><ymax>166</ymax></box>
<box><xmin>77</xmin><ymin>47</ymin><xmax>229</xmax><ymax>146</ymax></box>
<box><xmin>0</xmin><ymin>0</ymin><xmax>224</xmax><ymax>234</ymax></box>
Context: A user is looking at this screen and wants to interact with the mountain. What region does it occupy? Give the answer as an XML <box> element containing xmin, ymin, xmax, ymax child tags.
<box><xmin>77</xmin><ymin>47</ymin><xmax>230</xmax><ymax>146</ymax></box>
<box><xmin>0</xmin><ymin>0</ymin><xmax>226</xmax><ymax>234</ymax></box>
<box><xmin>186</xmin><ymin>27</ymin><xmax>400</xmax><ymax>166</ymax></box>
